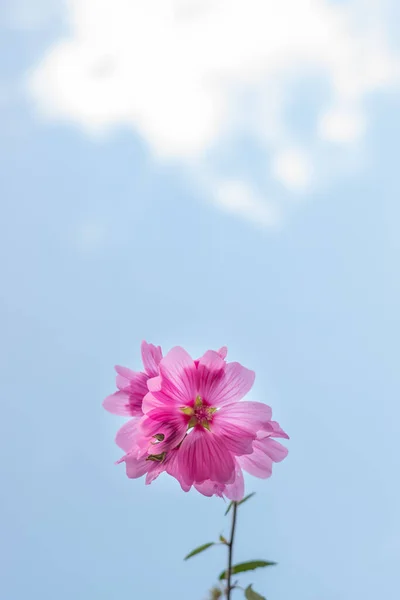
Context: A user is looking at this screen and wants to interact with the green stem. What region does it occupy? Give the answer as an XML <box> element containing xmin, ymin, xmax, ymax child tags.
<box><xmin>226</xmin><ymin>502</ymin><xmax>238</xmax><ymax>599</ymax></box>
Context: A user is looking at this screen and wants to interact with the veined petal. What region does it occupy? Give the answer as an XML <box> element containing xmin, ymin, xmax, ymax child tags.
<box><xmin>262</xmin><ymin>438</ymin><xmax>289</xmax><ymax>462</ymax></box>
<box><xmin>178</xmin><ymin>428</ymin><xmax>235</xmax><ymax>486</ymax></box>
<box><xmin>165</xmin><ymin>449</ymin><xmax>192</xmax><ymax>492</ymax></box>
<box><xmin>261</xmin><ymin>420</ymin><xmax>290</xmax><ymax>439</ymax></box>
<box><xmin>206</xmin><ymin>362</ymin><xmax>255</xmax><ymax>407</ymax></box>
<box><xmin>196</xmin><ymin>350</ymin><xmax>226</xmax><ymax>401</ymax></box>
<box><xmin>158</xmin><ymin>346</ymin><xmax>197</xmax><ymax>405</ymax></box>
<box><xmin>211</xmin><ymin>411</ymin><xmax>255</xmax><ymax>456</ymax></box>
<box><xmin>238</xmin><ymin>445</ymin><xmax>273</xmax><ymax>479</ymax></box>
<box><xmin>103</xmin><ymin>391</ymin><xmax>141</xmax><ymax>417</ymax></box>
<box><xmin>217</xmin><ymin>401</ymin><xmax>272</xmax><ymax>430</ymax></box>
<box><xmin>123</xmin><ymin>454</ymin><xmax>150</xmax><ymax>479</ymax></box>
<box><xmin>145</xmin><ymin>460</ymin><xmax>166</xmax><ymax>485</ymax></box>
<box><xmin>141</xmin><ymin>341</ymin><xmax>163</xmax><ymax>377</ymax></box>
<box><xmin>224</xmin><ymin>462</ymin><xmax>245</xmax><ymax>501</ymax></box>
<box><xmin>140</xmin><ymin>409</ymin><xmax>188</xmax><ymax>453</ymax></box>
<box><xmin>115</xmin><ymin>419</ymin><xmax>141</xmax><ymax>452</ymax></box>
<box><xmin>194</xmin><ymin>479</ymin><xmax>225</xmax><ymax>498</ymax></box>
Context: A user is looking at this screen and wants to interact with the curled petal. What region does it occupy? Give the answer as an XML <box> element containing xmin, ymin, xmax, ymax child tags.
<box><xmin>261</xmin><ymin>420</ymin><xmax>290</xmax><ymax>439</ymax></box>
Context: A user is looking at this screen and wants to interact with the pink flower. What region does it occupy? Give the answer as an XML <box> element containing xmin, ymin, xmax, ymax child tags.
<box><xmin>131</xmin><ymin>346</ymin><xmax>288</xmax><ymax>497</ymax></box>
<box><xmin>102</xmin><ymin>341</ymin><xmax>162</xmax><ymax>417</ymax></box>
<box><xmin>103</xmin><ymin>343</ymin><xmax>289</xmax><ymax>500</ymax></box>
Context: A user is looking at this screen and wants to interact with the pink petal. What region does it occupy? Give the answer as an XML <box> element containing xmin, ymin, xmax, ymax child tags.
<box><xmin>102</xmin><ymin>391</ymin><xmax>133</xmax><ymax>416</ymax></box>
<box><xmin>262</xmin><ymin>438</ymin><xmax>289</xmax><ymax>462</ymax></box>
<box><xmin>211</xmin><ymin>412</ymin><xmax>255</xmax><ymax>456</ymax></box>
<box><xmin>217</xmin><ymin>346</ymin><xmax>228</xmax><ymax>359</ymax></box>
<box><xmin>141</xmin><ymin>341</ymin><xmax>163</xmax><ymax>377</ymax></box>
<box><xmin>139</xmin><ymin>408</ymin><xmax>188</xmax><ymax>453</ymax></box>
<box><xmin>206</xmin><ymin>362</ymin><xmax>255</xmax><ymax>407</ymax></box>
<box><xmin>196</xmin><ymin>350</ymin><xmax>226</xmax><ymax>402</ymax></box>
<box><xmin>115</xmin><ymin>419</ymin><xmax>141</xmax><ymax>452</ymax></box>
<box><xmin>262</xmin><ymin>420</ymin><xmax>290</xmax><ymax>439</ymax></box>
<box><xmin>194</xmin><ymin>480</ymin><xmax>225</xmax><ymax>498</ymax></box>
<box><xmin>217</xmin><ymin>401</ymin><xmax>272</xmax><ymax>431</ymax></box>
<box><xmin>165</xmin><ymin>449</ymin><xmax>192</xmax><ymax>492</ymax></box>
<box><xmin>224</xmin><ymin>463</ymin><xmax>245</xmax><ymax>501</ymax></box>
<box><xmin>123</xmin><ymin>454</ymin><xmax>150</xmax><ymax>479</ymax></box>
<box><xmin>178</xmin><ymin>428</ymin><xmax>235</xmax><ymax>486</ymax></box>
<box><xmin>238</xmin><ymin>446</ymin><xmax>273</xmax><ymax>479</ymax></box>
<box><xmin>158</xmin><ymin>346</ymin><xmax>197</xmax><ymax>405</ymax></box>
<box><xmin>147</xmin><ymin>375</ymin><xmax>162</xmax><ymax>393</ymax></box>
<box><xmin>115</xmin><ymin>365</ymin><xmax>137</xmax><ymax>380</ymax></box>
<box><xmin>145</xmin><ymin>460</ymin><xmax>166</xmax><ymax>485</ymax></box>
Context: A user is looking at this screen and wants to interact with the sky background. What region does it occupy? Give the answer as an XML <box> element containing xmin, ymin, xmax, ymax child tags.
<box><xmin>1</xmin><ymin>1</ymin><xmax>400</xmax><ymax>599</ymax></box>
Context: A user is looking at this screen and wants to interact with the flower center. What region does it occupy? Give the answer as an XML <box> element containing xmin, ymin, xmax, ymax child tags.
<box><xmin>180</xmin><ymin>396</ymin><xmax>217</xmax><ymax>430</ymax></box>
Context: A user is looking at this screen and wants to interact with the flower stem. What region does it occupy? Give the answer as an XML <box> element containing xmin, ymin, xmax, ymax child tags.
<box><xmin>226</xmin><ymin>501</ymin><xmax>238</xmax><ymax>599</ymax></box>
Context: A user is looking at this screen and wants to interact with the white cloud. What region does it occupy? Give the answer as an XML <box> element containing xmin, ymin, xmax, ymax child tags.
<box><xmin>27</xmin><ymin>0</ymin><xmax>400</xmax><ymax>226</ymax></box>
<box><xmin>272</xmin><ymin>148</ymin><xmax>313</xmax><ymax>192</ymax></box>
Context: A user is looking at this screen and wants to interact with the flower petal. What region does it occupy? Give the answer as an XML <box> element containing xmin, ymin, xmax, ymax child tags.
<box><xmin>102</xmin><ymin>391</ymin><xmax>135</xmax><ymax>416</ymax></box>
<box><xmin>238</xmin><ymin>446</ymin><xmax>273</xmax><ymax>479</ymax></box>
<box><xmin>141</xmin><ymin>341</ymin><xmax>163</xmax><ymax>377</ymax></box>
<box><xmin>145</xmin><ymin>460</ymin><xmax>166</xmax><ymax>485</ymax></box>
<box><xmin>217</xmin><ymin>401</ymin><xmax>272</xmax><ymax>430</ymax></box>
<box><xmin>196</xmin><ymin>350</ymin><xmax>226</xmax><ymax>402</ymax></box>
<box><xmin>165</xmin><ymin>449</ymin><xmax>192</xmax><ymax>492</ymax></box>
<box><xmin>194</xmin><ymin>480</ymin><xmax>225</xmax><ymax>498</ymax></box>
<box><xmin>123</xmin><ymin>454</ymin><xmax>150</xmax><ymax>479</ymax></box>
<box><xmin>158</xmin><ymin>346</ymin><xmax>197</xmax><ymax>404</ymax></box>
<box><xmin>224</xmin><ymin>462</ymin><xmax>245</xmax><ymax>501</ymax></box>
<box><xmin>206</xmin><ymin>362</ymin><xmax>255</xmax><ymax>407</ymax></box>
<box><xmin>261</xmin><ymin>420</ymin><xmax>290</xmax><ymax>439</ymax></box>
<box><xmin>139</xmin><ymin>408</ymin><xmax>188</xmax><ymax>453</ymax></box>
<box><xmin>178</xmin><ymin>428</ymin><xmax>235</xmax><ymax>486</ymax></box>
<box><xmin>262</xmin><ymin>438</ymin><xmax>289</xmax><ymax>462</ymax></box>
<box><xmin>115</xmin><ymin>419</ymin><xmax>141</xmax><ymax>452</ymax></box>
<box><xmin>217</xmin><ymin>346</ymin><xmax>228</xmax><ymax>359</ymax></box>
<box><xmin>211</xmin><ymin>411</ymin><xmax>255</xmax><ymax>456</ymax></box>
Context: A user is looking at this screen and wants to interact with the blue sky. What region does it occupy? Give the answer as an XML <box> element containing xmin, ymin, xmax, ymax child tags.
<box><xmin>1</xmin><ymin>2</ymin><xmax>400</xmax><ymax>600</ymax></box>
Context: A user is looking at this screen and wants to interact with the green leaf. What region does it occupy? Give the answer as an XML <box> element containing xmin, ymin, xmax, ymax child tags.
<box><xmin>238</xmin><ymin>492</ymin><xmax>256</xmax><ymax>506</ymax></box>
<box><xmin>245</xmin><ymin>585</ymin><xmax>266</xmax><ymax>600</ymax></box>
<box><xmin>224</xmin><ymin>501</ymin><xmax>234</xmax><ymax>516</ymax></box>
<box><xmin>224</xmin><ymin>493</ymin><xmax>256</xmax><ymax>516</ymax></box>
<box><xmin>219</xmin><ymin>560</ymin><xmax>277</xmax><ymax>580</ymax></box>
<box><xmin>184</xmin><ymin>542</ymin><xmax>215</xmax><ymax>560</ymax></box>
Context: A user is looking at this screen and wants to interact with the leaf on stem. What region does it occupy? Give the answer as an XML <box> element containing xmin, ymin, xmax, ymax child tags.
<box><xmin>224</xmin><ymin>493</ymin><xmax>256</xmax><ymax>516</ymax></box>
<box><xmin>184</xmin><ymin>542</ymin><xmax>215</xmax><ymax>560</ymax></box>
<box><xmin>219</xmin><ymin>560</ymin><xmax>276</xmax><ymax>580</ymax></box>
<box><xmin>244</xmin><ymin>584</ymin><xmax>266</xmax><ymax>600</ymax></box>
